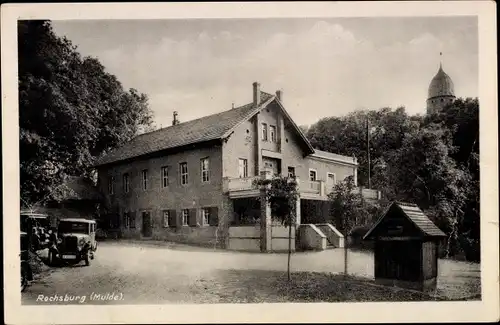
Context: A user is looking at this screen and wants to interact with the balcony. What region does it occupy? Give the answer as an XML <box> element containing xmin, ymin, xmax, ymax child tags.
<box><xmin>225</xmin><ymin>175</ymin><xmax>381</xmax><ymax>201</ymax></box>
<box><xmin>299</xmin><ymin>180</ymin><xmax>322</xmax><ymax>199</ymax></box>
<box><xmin>225</xmin><ymin>176</ymin><xmax>260</xmax><ymax>198</ymax></box>
<box><xmin>355</xmin><ymin>187</ymin><xmax>382</xmax><ymax>200</ymax></box>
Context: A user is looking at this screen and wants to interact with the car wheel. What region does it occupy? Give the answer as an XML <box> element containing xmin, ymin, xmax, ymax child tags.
<box><xmin>47</xmin><ymin>250</ymin><xmax>54</xmax><ymax>266</ymax></box>
<box><xmin>21</xmin><ymin>266</ymin><xmax>28</xmax><ymax>292</ymax></box>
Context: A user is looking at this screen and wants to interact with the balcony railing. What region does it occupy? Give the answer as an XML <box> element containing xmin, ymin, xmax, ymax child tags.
<box><xmin>356</xmin><ymin>187</ymin><xmax>381</xmax><ymax>200</ymax></box>
<box><xmin>326</xmin><ymin>186</ymin><xmax>381</xmax><ymax>200</ymax></box>
<box><xmin>299</xmin><ymin>180</ymin><xmax>321</xmax><ymax>194</ymax></box>
<box><xmin>225</xmin><ymin>175</ymin><xmax>381</xmax><ymax>201</ymax></box>
<box><xmin>227</xmin><ymin>176</ymin><xmax>259</xmax><ymax>192</ymax></box>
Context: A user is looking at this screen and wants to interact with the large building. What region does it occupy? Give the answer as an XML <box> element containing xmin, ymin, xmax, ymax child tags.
<box><xmin>426</xmin><ymin>57</ymin><xmax>456</xmax><ymax>115</ymax></box>
<box><xmin>94</xmin><ymin>82</ymin><xmax>380</xmax><ymax>251</ymax></box>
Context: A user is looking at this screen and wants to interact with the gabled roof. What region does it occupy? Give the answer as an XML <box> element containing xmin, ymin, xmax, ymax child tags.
<box><xmin>363</xmin><ymin>201</ymin><xmax>446</xmax><ymax>239</ymax></box>
<box><xmin>94</xmin><ymin>92</ymin><xmax>274</xmax><ymax>166</ymax></box>
<box><xmin>94</xmin><ymin>90</ymin><xmax>316</xmax><ymax>167</ymax></box>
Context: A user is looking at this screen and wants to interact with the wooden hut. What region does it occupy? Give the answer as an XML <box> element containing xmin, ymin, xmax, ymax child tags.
<box><xmin>363</xmin><ymin>202</ymin><xmax>446</xmax><ymax>292</ymax></box>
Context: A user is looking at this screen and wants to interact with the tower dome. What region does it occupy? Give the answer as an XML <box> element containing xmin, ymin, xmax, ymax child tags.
<box><xmin>426</xmin><ymin>57</ymin><xmax>456</xmax><ymax>114</ymax></box>
<box><xmin>428</xmin><ymin>64</ymin><xmax>455</xmax><ymax>99</ymax></box>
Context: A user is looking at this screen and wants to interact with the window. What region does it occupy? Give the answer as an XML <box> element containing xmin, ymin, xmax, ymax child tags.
<box><xmin>261</xmin><ymin>123</ymin><xmax>268</xmax><ymax>141</ymax></box>
<box><xmin>238</xmin><ymin>158</ymin><xmax>248</xmax><ymax>178</ymax></box>
<box><xmin>201</xmin><ymin>208</ymin><xmax>210</xmax><ymax>226</ymax></box>
<box><xmin>326</xmin><ymin>173</ymin><xmax>337</xmax><ymax>191</ymax></box>
<box><xmin>123</xmin><ymin>212</ymin><xmax>130</xmax><ymax>228</ymax></box>
<box><xmin>162</xmin><ymin>210</ymin><xmax>169</xmax><ymax>228</ymax></box>
<box><xmin>288</xmin><ymin>167</ymin><xmax>296</xmax><ymax>178</ymax></box>
<box><xmin>182</xmin><ymin>209</ymin><xmax>189</xmax><ymax>226</ymax></box>
<box><xmin>108</xmin><ymin>176</ymin><xmax>115</xmax><ymax>194</ymax></box>
<box><xmin>200</xmin><ymin>158</ymin><xmax>210</xmax><ymax>182</ymax></box>
<box><xmin>141</xmin><ymin>170</ymin><xmax>148</xmax><ymax>190</ymax></box>
<box><xmin>309</xmin><ymin>169</ymin><xmax>317</xmax><ymax>181</ymax></box>
<box><xmin>270</xmin><ymin>125</ymin><xmax>276</xmax><ymax>142</ymax></box>
<box><xmin>161</xmin><ymin>166</ymin><xmax>169</xmax><ymax>188</ymax></box>
<box><xmin>327</xmin><ymin>172</ymin><xmax>336</xmax><ymax>187</ymax></box>
<box><xmin>123</xmin><ymin>174</ymin><xmax>129</xmax><ymax>193</ymax></box>
<box><xmin>124</xmin><ymin>212</ymin><xmax>136</xmax><ymax>229</ymax></box>
<box><xmin>130</xmin><ymin>213</ymin><xmax>136</xmax><ymax>228</ymax></box>
<box><xmin>180</xmin><ymin>162</ymin><xmax>188</xmax><ymax>185</ymax></box>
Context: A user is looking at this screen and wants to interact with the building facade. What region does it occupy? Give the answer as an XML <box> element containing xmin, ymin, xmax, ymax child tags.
<box><xmin>95</xmin><ymin>82</ymin><xmax>379</xmax><ymax>250</ymax></box>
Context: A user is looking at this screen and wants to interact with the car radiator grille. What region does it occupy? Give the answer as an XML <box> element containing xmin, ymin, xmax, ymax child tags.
<box><xmin>63</xmin><ymin>236</ymin><xmax>78</xmax><ymax>251</ymax></box>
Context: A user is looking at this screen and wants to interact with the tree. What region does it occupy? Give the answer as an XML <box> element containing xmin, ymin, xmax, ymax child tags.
<box><xmin>307</xmin><ymin>107</ymin><xmax>421</xmax><ymax>189</ymax></box>
<box><xmin>328</xmin><ymin>176</ymin><xmax>381</xmax><ymax>275</ymax></box>
<box><xmin>254</xmin><ymin>176</ymin><xmax>299</xmax><ymax>281</ymax></box>
<box><xmin>305</xmin><ymin>99</ymin><xmax>480</xmax><ymax>261</ymax></box>
<box><xmin>424</xmin><ymin>98</ymin><xmax>480</xmax><ymax>260</ymax></box>
<box><xmin>375</xmin><ymin>124</ymin><xmax>474</xmax><ymax>258</ymax></box>
<box><xmin>18</xmin><ymin>20</ymin><xmax>154</xmax><ymax>207</ymax></box>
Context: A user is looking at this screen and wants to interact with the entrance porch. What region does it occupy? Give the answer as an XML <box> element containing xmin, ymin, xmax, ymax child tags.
<box><xmin>227</xmin><ymin>196</ymin><xmax>297</xmax><ymax>253</ymax></box>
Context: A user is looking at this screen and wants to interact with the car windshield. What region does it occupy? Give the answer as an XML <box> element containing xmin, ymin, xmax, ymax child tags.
<box><xmin>58</xmin><ymin>222</ymin><xmax>89</xmax><ymax>234</ymax></box>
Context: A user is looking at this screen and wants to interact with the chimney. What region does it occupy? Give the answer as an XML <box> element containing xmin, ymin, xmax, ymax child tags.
<box><xmin>276</xmin><ymin>89</ymin><xmax>283</xmax><ymax>102</ymax></box>
<box><xmin>172</xmin><ymin>111</ymin><xmax>179</xmax><ymax>126</ymax></box>
<box><xmin>253</xmin><ymin>82</ymin><xmax>261</xmax><ymax>107</ymax></box>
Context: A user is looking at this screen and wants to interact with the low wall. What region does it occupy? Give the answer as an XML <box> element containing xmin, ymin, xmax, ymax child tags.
<box><xmin>298</xmin><ymin>224</ymin><xmax>327</xmax><ymax>251</ymax></box>
<box><xmin>317</xmin><ymin>223</ymin><xmax>345</xmax><ymax>248</ymax></box>
<box><xmin>270</xmin><ymin>226</ymin><xmax>296</xmax><ymax>252</ymax></box>
<box><xmin>119</xmin><ymin>226</ymin><xmax>221</xmax><ymax>248</ymax></box>
<box><xmin>228</xmin><ymin>226</ymin><xmax>261</xmax><ymax>252</ymax></box>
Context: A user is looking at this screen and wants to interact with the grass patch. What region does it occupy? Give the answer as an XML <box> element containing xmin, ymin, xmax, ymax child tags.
<box><xmin>204</xmin><ymin>270</ymin><xmax>443</xmax><ymax>303</ymax></box>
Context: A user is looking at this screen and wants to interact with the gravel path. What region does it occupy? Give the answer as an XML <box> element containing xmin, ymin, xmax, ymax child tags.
<box><xmin>22</xmin><ymin>241</ymin><xmax>481</xmax><ymax>304</ymax></box>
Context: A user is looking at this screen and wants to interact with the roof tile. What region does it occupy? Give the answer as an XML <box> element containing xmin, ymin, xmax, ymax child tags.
<box><xmin>95</xmin><ymin>97</ymin><xmax>272</xmax><ymax>166</ymax></box>
<box><xmin>397</xmin><ymin>203</ymin><xmax>446</xmax><ymax>237</ymax></box>
<box><xmin>95</xmin><ymin>92</ymin><xmax>276</xmax><ymax>166</ymax></box>
<box><xmin>363</xmin><ymin>201</ymin><xmax>446</xmax><ymax>239</ymax></box>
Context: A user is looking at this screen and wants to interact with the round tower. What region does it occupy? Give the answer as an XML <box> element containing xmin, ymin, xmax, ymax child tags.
<box><xmin>426</xmin><ymin>53</ymin><xmax>456</xmax><ymax>114</ymax></box>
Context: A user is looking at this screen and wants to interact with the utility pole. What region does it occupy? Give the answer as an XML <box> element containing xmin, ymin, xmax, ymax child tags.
<box><xmin>366</xmin><ymin>117</ymin><xmax>371</xmax><ymax>189</ymax></box>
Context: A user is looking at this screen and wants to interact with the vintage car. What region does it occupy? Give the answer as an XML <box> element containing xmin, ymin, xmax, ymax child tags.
<box><xmin>20</xmin><ymin>211</ymin><xmax>50</xmax><ymax>233</ymax></box>
<box><xmin>21</xmin><ymin>232</ymin><xmax>33</xmax><ymax>292</ymax></box>
<box><xmin>50</xmin><ymin>218</ymin><xmax>97</xmax><ymax>266</ymax></box>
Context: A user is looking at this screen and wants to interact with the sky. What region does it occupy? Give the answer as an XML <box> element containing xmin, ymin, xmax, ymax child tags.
<box><xmin>52</xmin><ymin>17</ymin><xmax>478</xmax><ymax>127</ymax></box>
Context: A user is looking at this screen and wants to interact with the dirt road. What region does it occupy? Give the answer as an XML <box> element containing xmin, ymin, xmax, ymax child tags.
<box><xmin>22</xmin><ymin>241</ymin><xmax>481</xmax><ymax>304</ymax></box>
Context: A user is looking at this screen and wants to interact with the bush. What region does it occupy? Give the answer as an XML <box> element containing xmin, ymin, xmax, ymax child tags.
<box><xmin>459</xmin><ymin>235</ymin><xmax>480</xmax><ymax>262</ymax></box>
<box><xmin>348</xmin><ymin>225</ymin><xmax>375</xmax><ymax>251</ymax></box>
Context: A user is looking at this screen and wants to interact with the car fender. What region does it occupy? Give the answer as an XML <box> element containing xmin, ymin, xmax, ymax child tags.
<box><xmin>82</xmin><ymin>242</ymin><xmax>91</xmax><ymax>251</ymax></box>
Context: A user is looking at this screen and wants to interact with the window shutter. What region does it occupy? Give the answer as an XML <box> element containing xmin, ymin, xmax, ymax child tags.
<box><xmin>197</xmin><ymin>209</ymin><xmax>204</xmax><ymax>226</ymax></box>
<box><xmin>188</xmin><ymin>209</ymin><xmax>197</xmax><ymax>227</ymax></box>
<box><xmin>169</xmin><ymin>210</ymin><xmax>178</xmax><ymax>228</ymax></box>
<box><xmin>208</xmin><ymin>207</ymin><xmax>219</xmax><ymax>226</ymax></box>
<box><xmin>151</xmin><ymin>211</ymin><xmax>156</xmax><ymax>228</ymax></box>
<box><xmin>130</xmin><ymin>211</ymin><xmax>136</xmax><ymax>228</ymax></box>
